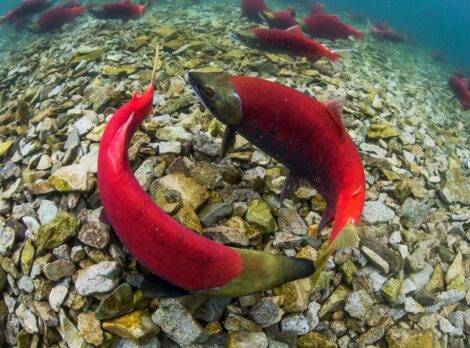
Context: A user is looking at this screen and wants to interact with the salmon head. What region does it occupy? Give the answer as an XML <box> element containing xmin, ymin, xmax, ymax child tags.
<box><xmin>188</xmin><ymin>72</ymin><xmax>243</xmax><ymax>126</ymax></box>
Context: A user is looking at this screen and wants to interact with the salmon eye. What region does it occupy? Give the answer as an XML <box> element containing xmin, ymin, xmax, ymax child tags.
<box><xmin>203</xmin><ymin>87</ymin><xmax>214</xmax><ymax>98</ymax></box>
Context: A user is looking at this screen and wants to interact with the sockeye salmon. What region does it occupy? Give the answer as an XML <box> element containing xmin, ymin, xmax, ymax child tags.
<box><xmin>188</xmin><ymin>73</ymin><xmax>366</xmax><ymax>246</ymax></box>
<box><xmin>97</xmin><ymin>47</ymin><xmax>314</xmax><ymax>298</ymax></box>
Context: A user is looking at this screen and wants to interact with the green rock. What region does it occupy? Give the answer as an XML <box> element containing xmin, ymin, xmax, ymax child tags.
<box><xmin>96</xmin><ymin>283</ymin><xmax>134</xmax><ymax>320</ymax></box>
<box><xmin>35</xmin><ymin>212</ymin><xmax>79</xmax><ymax>254</ymax></box>
<box><xmin>340</xmin><ymin>260</ymin><xmax>357</xmax><ymax>285</ymax></box>
<box><xmin>77</xmin><ymin>312</ymin><xmax>103</xmax><ymax>346</ymax></box>
<box><xmin>298</xmin><ymin>332</ymin><xmax>337</xmax><ymax>348</ymax></box>
<box><xmin>154</xmin><ymin>173</ymin><xmax>209</xmax><ymax>210</ymax></box>
<box><xmin>400</xmin><ymin>198</ymin><xmax>430</xmax><ymax>229</ymax></box>
<box><xmin>318</xmin><ymin>284</ymin><xmax>350</xmax><ymax>318</ymax></box>
<box><xmin>245</xmin><ymin>199</ymin><xmax>276</xmax><ymax>234</ymax></box>
<box><xmin>175</xmin><ymin>206</ymin><xmax>203</xmax><ymax>233</ymax></box>
<box><xmin>126</xmin><ymin>35</ymin><xmax>149</xmax><ymax>51</ymax></box>
<box><xmin>227</xmin><ymin>332</ymin><xmax>268</xmax><ymax>348</ymax></box>
<box><xmin>381</xmin><ymin>278</ymin><xmax>402</xmax><ymax>303</ymax></box>
<box><xmin>16</xmin><ymin>329</ymin><xmax>31</xmax><ymax>348</ymax></box>
<box><xmin>0</xmin><ymin>140</ymin><xmax>14</xmax><ymax>157</ymax></box>
<box><xmin>192</xmin><ymin>66</ymin><xmax>224</xmax><ymax>73</ymax></box>
<box><xmin>69</xmin><ymin>49</ymin><xmax>103</xmax><ymax>65</ymax></box>
<box><xmin>154</xmin><ymin>26</ymin><xmax>177</xmax><ymax>39</ymax></box>
<box><xmin>225</xmin><ymin>216</ymin><xmax>261</xmax><ymax>245</ymax></box>
<box><xmin>277</xmin><ymin>278</ymin><xmax>312</xmax><ymax>313</ymax></box>
<box><xmin>386</xmin><ymin>327</ymin><xmax>437</xmax><ymax>348</ymax></box>
<box><xmin>133</xmin><ymin>290</ymin><xmax>151</xmax><ymax>310</ymax></box>
<box><xmin>367</xmin><ymin>122</ymin><xmax>400</xmax><ymax>139</ymax></box>
<box><xmin>440</xmin><ymin>158</ymin><xmax>470</xmax><ymax>205</ymax></box>
<box><xmin>0</xmin><ymin>268</ymin><xmax>6</xmax><ymax>292</ymax></box>
<box><xmin>48</xmin><ymin>164</ymin><xmax>95</xmax><ymax>192</ymax></box>
<box><xmin>0</xmin><ymin>255</ymin><xmax>18</xmax><ymax>279</ymax></box>
<box><xmin>59</xmin><ymin>309</ymin><xmax>86</xmax><ymax>348</ymax></box>
<box><xmin>199</xmin><ymin>202</ymin><xmax>233</xmax><ymax>227</ymax></box>
<box><xmin>102</xmin><ymin>65</ymin><xmax>136</xmax><ymax>77</ymax></box>
<box><xmin>103</xmin><ymin>310</ymin><xmax>160</xmax><ymax>344</ymax></box>
<box><xmin>21</xmin><ymin>239</ymin><xmax>35</xmax><ymax>276</ymax></box>
<box><xmin>159</xmin><ymin>95</ymin><xmax>194</xmax><ymax>114</ymax></box>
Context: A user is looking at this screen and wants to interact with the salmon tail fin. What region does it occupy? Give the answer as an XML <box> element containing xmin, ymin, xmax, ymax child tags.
<box><xmin>311</xmin><ymin>221</ymin><xmax>359</xmax><ymax>288</ymax></box>
<box><xmin>150</xmin><ymin>42</ymin><xmax>160</xmax><ymax>88</ymax></box>
<box><xmin>327</xmin><ymin>50</ymin><xmax>341</xmax><ymax>62</ymax></box>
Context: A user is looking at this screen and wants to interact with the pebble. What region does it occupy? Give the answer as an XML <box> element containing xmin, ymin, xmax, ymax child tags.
<box><xmin>103</xmin><ymin>310</ymin><xmax>160</xmax><ymax>344</ymax></box>
<box><xmin>59</xmin><ymin>309</ymin><xmax>86</xmax><ymax>348</ymax></box>
<box><xmin>246</xmin><ymin>199</ymin><xmax>276</xmax><ymax>233</ymax></box>
<box><xmin>345</xmin><ymin>290</ymin><xmax>374</xmax><ymax>319</ymax></box>
<box><xmin>362</xmin><ymin>246</ymin><xmax>390</xmax><ymax>273</ymax></box>
<box><xmin>280</xmin><ymin>313</ymin><xmax>309</xmax><ymax>335</ymax></box>
<box><xmin>77</xmin><ymin>208</ymin><xmax>111</xmax><ymax>249</ymax></box>
<box><xmin>37</xmin><ymin>200</ymin><xmax>58</xmax><ymax>225</ymax></box>
<box><xmin>95</xmin><ymin>283</ymin><xmax>134</xmax><ymax>320</ymax></box>
<box><xmin>44</xmin><ymin>259</ymin><xmax>76</xmax><ymax>281</ymax></box>
<box><xmin>277</xmin><ymin>208</ymin><xmax>307</xmax><ymax>235</ymax></box>
<box><xmin>78</xmin><ymin>312</ymin><xmax>104</xmax><ymax>346</ymax></box>
<box><xmin>17</xmin><ymin>276</ymin><xmax>34</xmax><ymax>293</ymax></box>
<box><xmin>362</xmin><ymin>200</ymin><xmax>395</xmax><ymax>223</ymax></box>
<box><xmin>15</xmin><ymin>304</ymin><xmax>38</xmax><ymax>334</ymax></box>
<box><xmin>49</xmin><ymin>283</ymin><xmax>69</xmax><ymax>312</ymax></box>
<box><xmin>114</xmin><ymin>337</ymin><xmax>161</xmax><ymax>348</ymax></box>
<box><xmin>228</xmin><ymin>332</ymin><xmax>268</xmax><ymax>348</ymax></box>
<box><xmin>400</xmin><ymin>198</ymin><xmax>430</xmax><ymax>229</ymax></box>
<box><xmin>0</xmin><ymin>227</ymin><xmax>15</xmax><ymax>256</ymax></box>
<box><xmin>155</xmin><ymin>173</ymin><xmax>209</xmax><ymax>210</ymax></box>
<box><xmin>75</xmin><ymin>261</ymin><xmax>120</xmax><ymax>296</ymax></box>
<box><xmin>48</xmin><ymin>164</ymin><xmax>95</xmax><ymax>193</ymax></box>
<box><xmin>249</xmin><ymin>298</ymin><xmax>284</xmax><ymax>328</ymax></box>
<box><xmin>202</xmin><ymin>226</ymin><xmax>249</xmax><ymax>247</ymax></box>
<box><xmin>199</xmin><ymin>202</ymin><xmax>233</xmax><ymax>227</ymax></box>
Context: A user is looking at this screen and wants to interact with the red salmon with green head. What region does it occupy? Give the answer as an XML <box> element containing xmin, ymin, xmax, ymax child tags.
<box><xmin>260</xmin><ymin>7</ymin><xmax>297</xmax><ymax>29</ymax></box>
<box><xmin>89</xmin><ymin>0</ymin><xmax>146</xmax><ymax>21</ymax></box>
<box><xmin>97</xmin><ymin>47</ymin><xmax>314</xmax><ymax>298</ymax></box>
<box><xmin>189</xmin><ymin>73</ymin><xmax>366</xmax><ymax>247</ymax></box>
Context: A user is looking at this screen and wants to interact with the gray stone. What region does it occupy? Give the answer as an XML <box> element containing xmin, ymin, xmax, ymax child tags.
<box><xmin>408</xmin><ymin>263</ymin><xmax>433</xmax><ymax>291</ymax></box>
<box><xmin>369</xmin><ymin>272</ymin><xmax>387</xmax><ymax>292</ymax></box>
<box><xmin>15</xmin><ymin>304</ymin><xmax>38</xmax><ymax>334</ymax></box>
<box><xmin>202</xmin><ymin>226</ymin><xmax>249</xmax><ymax>247</ymax></box>
<box><xmin>49</xmin><ymin>284</ymin><xmax>68</xmax><ymax>312</ymax></box>
<box><xmin>134</xmin><ymin>158</ymin><xmax>157</xmax><ymax>190</ymax></box>
<box><xmin>305</xmin><ymin>301</ymin><xmax>321</xmax><ymax>330</ymax></box>
<box><xmin>199</xmin><ymin>202</ymin><xmax>233</xmax><ymax>227</ymax></box>
<box><xmin>361</xmin><ymin>246</ymin><xmax>390</xmax><ymax>273</ymax></box>
<box><xmin>152</xmin><ymin>298</ymin><xmax>208</xmax><ymax>346</ymax></box>
<box><xmin>345</xmin><ymin>290</ymin><xmax>374</xmax><ymax>319</ymax></box>
<box><xmin>78</xmin><ymin>208</ymin><xmax>111</xmax><ymax>249</ymax></box>
<box><xmin>280</xmin><ymin>313</ymin><xmax>309</xmax><ymax>335</ymax></box>
<box><xmin>400</xmin><ymin>198</ymin><xmax>430</xmax><ymax>229</ymax></box>
<box><xmin>75</xmin><ymin>261</ymin><xmax>120</xmax><ymax>296</ymax></box>
<box><xmin>17</xmin><ymin>276</ymin><xmax>34</xmax><ymax>293</ymax></box>
<box><xmin>59</xmin><ymin>309</ymin><xmax>86</xmax><ymax>348</ymax></box>
<box><xmin>114</xmin><ymin>337</ymin><xmax>161</xmax><ymax>348</ymax></box>
<box><xmin>277</xmin><ymin>208</ymin><xmax>308</xmax><ymax>236</ymax></box>
<box><xmin>228</xmin><ymin>332</ymin><xmax>268</xmax><ymax>348</ymax></box>
<box><xmin>159</xmin><ymin>141</ymin><xmax>182</xmax><ymax>155</ymax></box>
<box><xmin>249</xmin><ymin>298</ymin><xmax>284</xmax><ymax>328</ymax></box>
<box><xmin>0</xmin><ymin>226</ymin><xmax>15</xmax><ymax>256</ymax></box>
<box><xmin>362</xmin><ymin>200</ymin><xmax>395</xmax><ymax>224</ymax></box>
<box><xmin>95</xmin><ymin>283</ymin><xmax>134</xmax><ymax>320</ymax></box>
<box><xmin>407</xmin><ymin>248</ymin><xmax>428</xmax><ymax>272</ymax></box>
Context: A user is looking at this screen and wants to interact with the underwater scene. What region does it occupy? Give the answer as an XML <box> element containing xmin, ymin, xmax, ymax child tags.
<box><xmin>0</xmin><ymin>0</ymin><xmax>469</xmax><ymax>347</ymax></box>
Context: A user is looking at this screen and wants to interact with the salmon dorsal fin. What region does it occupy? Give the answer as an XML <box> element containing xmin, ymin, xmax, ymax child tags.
<box><xmin>325</xmin><ymin>96</ymin><xmax>347</xmax><ymax>141</ymax></box>
<box><xmin>286</xmin><ymin>25</ymin><xmax>303</xmax><ymax>35</ymax></box>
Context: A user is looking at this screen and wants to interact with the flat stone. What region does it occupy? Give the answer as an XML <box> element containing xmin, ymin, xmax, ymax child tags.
<box><xmin>228</xmin><ymin>332</ymin><xmax>268</xmax><ymax>348</ymax></box>
<box><xmin>400</xmin><ymin>198</ymin><xmax>429</xmax><ymax>229</ymax></box>
<box><xmin>362</xmin><ymin>201</ymin><xmax>395</xmax><ymax>224</ymax></box>
<box><xmin>156</xmin><ymin>126</ymin><xmax>192</xmax><ymax>142</ymax></box>
<box><xmin>59</xmin><ymin>309</ymin><xmax>86</xmax><ymax>348</ymax></box>
<box><xmin>151</xmin><ymin>298</ymin><xmax>208</xmax><ymax>346</ymax></box>
<box><xmin>78</xmin><ymin>148</ymin><xmax>98</xmax><ymax>174</ymax></box>
<box><xmin>319</xmin><ymin>284</ymin><xmax>350</xmax><ymax>318</ymax></box>
<box><xmin>48</xmin><ymin>164</ymin><xmax>95</xmax><ymax>193</ymax></box>
<box><xmin>199</xmin><ymin>202</ymin><xmax>233</xmax><ymax>227</ymax></box>
<box><xmin>159</xmin><ymin>141</ymin><xmax>182</xmax><ymax>155</ymax></box>
<box><xmin>44</xmin><ymin>259</ymin><xmax>75</xmax><ymax>281</ymax></box>
<box><xmin>49</xmin><ymin>284</ymin><xmax>68</xmax><ymax>312</ymax></box>
<box><xmin>361</xmin><ymin>239</ymin><xmax>403</xmax><ymax>273</ymax></box>
<box><xmin>78</xmin><ymin>208</ymin><xmax>111</xmax><ymax>249</ymax></box>
<box><xmin>385</xmin><ymin>327</ymin><xmax>436</xmax><ymax>348</ymax></box>
<box><xmin>298</xmin><ymin>332</ymin><xmax>337</xmax><ymax>348</ymax></box>
<box><xmin>103</xmin><ymin>310</ymin><xmax>160</xmax><ymax>344</ymax></box>
<box><xmin>75</xmin><ymin>261</ymin><xmax>120</xmax><ymax>296</ymax></box>
<box><xmin>95</xmin><ymin>283</ymin><xmax>134</xmax><ymax>320</ymax></box>
<box><xmin>362</xmin><ymin>246</ymin><xmax>390</xmax><ymax>273</ymax></box>
<box><xmin>280</xmin><ymin>313</ymin><xmax>309</xmax><ymax>335</ymax></box>
<box><xmin>77</xmin><ymin>312</ymin><xmax>103</xmax><ymax>346</ymax></box>
<box><xmin>153</xmin><ymin>173</ymin><xmax>209</xmax><ymax>210</ymax></box>
<box><xmin>202</xmin><ymin>226</ymin><xmax>249</xmax><ymax>247</ymax></box>
<box><xmin>345</xmin><ymin>290</ymin><xmax>374</xmax><ymax>319</ymax></box>
<box><xmin>382</xmin><ymin>278</ymin><xmax>402</xmax><ymax>303</ymax></box>
<box><xmin>440</xmin><ymin>159</ymin><xmax>470</xmax><ymax>205</ymax></box>
<box><xmin>367</xmin><ymin>122</ymin><xmax>400</xmax><ymax>139</ymax></box>
<box><xmin>35</xmin><ymin>212</ymin><xmax>79</xmax><ymax>254</ymax></box>
<box><xmin>37</xmin><ymin>200</ymin><xmax>58</xmax><ymax>225</ymax></box>
<box><xmin>15</xmin><ymin>304</ymin><xmax>37</xmax><ymax>334</ymax></box>
<box><xmin>277</xmin><ymin>208</ymin><xmax>308</xmax><ymax>236</ymax></box>
<box><xmin>249</xmin><ymin>298</ymin><xmax>284</xmax><ymax>328</ymax></box>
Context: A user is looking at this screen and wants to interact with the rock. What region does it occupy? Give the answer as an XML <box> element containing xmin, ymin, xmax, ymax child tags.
<box><xmin>49</xmin><ymin>283</ymin><xmax>69</xmax><ymax>312</ymax></box>
<box><xmin>367</xmin><ymin>122</ymin><xmax>400</xmax><ymax>139</ymax></box>
<box><xmin>228</xmin><ymin>332</ymin><xmax>268</xmax><ymax>348</ymax></box>
<box><xmin>96</xmin><ymin>283</ymin><xmax>134</xmax><ymax>320</ymax></box>
<box><xmin>79</xmin><ymin>148</ymin><xmax>99</xmax><ymax>173</ymax></box>
<box><xmin>298</xmin><ymin>332</ymin><xmax>337</xmax><ymax>348</ymax></box>
<box><xmin>361</xmin><ymin>239</ymin><xmax>403</xmax><ymax>273</ymax></box>
<box><xmin>440</xmin><ymin>159</ymin><xmax>470</xmax><ymax>205</ymax></box>
<box><xmin>278</xmin><ymin>208</ymin><xmax>307</xmax><ymax>236</ymax></box>
<box><xmin>48</xmin><ymin>164</ymin><xmax>95</xmax><ymax>193</ymax></box>
<box><xmin>199</xmin><ymin>202</ymin><xmax>233</xmax><ymax>227</ymax></box>
<box><xmin>280</xmin><ymin>313</ymin><xmax>309</xmax><ymax>335</ymax></box>
<box><xmin>156</xmin><ymin>126</ymin><xmax>192</xmax><ymax>142</ymax></box>
<box><xmin>345</xmin><ymin>290</ymin><xmax>374</xmax><ymax>319</ymax></box>
<box><xmin>174</xmin><ymin>206</ymin><xmax>203</xmax><ymax>233</ymax></box>
<box><xmin>361</xmin><ymin>246</ymin><xmax>390</xmax><ymax>273</ymax></box>
<box><xmin>197</xmin><ymin>297</ymin><xmax>232</xmax><ymax>322</ymax></box>
<box><xmin>103</xmin><ymin>310</ymin><xmax>160</xmax><ymax>344</ymax></box>
<box><xmin>362</xmin><ymin>201</ymin><xmax>395</xmax><ymax>224</ymax></box>
<box><xmin>15</xmin><ymin>304</ymin><xmax>38</xmax><ymax>334</ymax></box>
<box><xmin>18</xmin><ymin>275</ymin><xmax>34</xmax><ymax>293</ymax></box>
<box><xmin>78</xmin><ymin>208</ymin><xmax>111</xmax><ymax>249</ymax></box>
<box><xmin>44</xmin><ymin>259</ymin><xmax>76</xmax><ymax>281</ymax></box>
<box><xmin>249</xmin><ymin>298</ymin><xmax>284</xmax><ymax>328</ymax></box>
<box><xmin>400</xmin><ymin>198</ymin><xmax>429</xmax><ymax>229</ymax></box>
<box><xmin>159</xmin><ymin>141</ymin><xmax>182</xmax><ymax>155</ymax></box>
<box><xmin>381</xmin><ymin>278</ymin><xmax>402</xmax><ymax>303</ymax></box>
<box><xmin>224</xmin><ymin>313</ymin><xmax>260</xmax><ymax>332</ymax></box>
<box><xmin>246</xmin><ymin>200</ymin><xmax>276</xmax><ymax>234</ymax></box>
<box><xmin>154</xmin><ymin>173</ymin><xmax>209</xmax><ymax>210</ymax></box>
<box><xmin>404</xmin><ymin>297</ymin><xmax>425</xmax><ymax>314</ymax></box>
<box><xmin>356</xmin><ymin>317</ymin><xmax>392</xmax><ymax>345</ymax></box>
<box><xmin>58</xmin><ymin>309</ymin><xmax>86</xmax><ymax>348</ymax></box>
<box><xmin>202</xmin><ymin>226</ymin><xmax>249</xmax><ymax>247</ymax></box>
<box><xmin>409</xmin><ymin>263</ymin><xmax>434</xmax><ymax>291</ymax></box>
<box><xmin>78</xmin><ymin>312</ymin><xmax>103</xmax><ymax>346</ymax></box>
<box><xmin>35</xmin><ymin>212</ymin><xmax>79</xmax><ymax>254</ymax></box>
<box><xmin>75</xmin><ymin>261</ymin><xmax>120</xmax><ymax>296</ymax></box>
<box><xmin>114</xmin><ymin>337</ymin><xmax>161</xmax><ymax>348</ymax></box>
<box><xmin>33</xmin><ymin>301</ymin><xmax>57</xmax><ymax>327</ymax></box>
<box><xmin>151</xmin><ymin>298</ymin><xmax>208</xmax><ymax>346</ymax></box>
<box><xmin>385</xmin><ymin>327</ymin><xmax>436</xmax><ymax>348</ymax></box>
<box><xmin>319</xmin><ymin>284</ymin><xmax>350</xmax><ymax>318</ymax></box>
<box><xmin>278</xmin><ymin>278</ymin><xmax>312</xmax><ymax>313</ymax></box>
<box><xmin>305</xmin><ymin>302</ymin><xmax>321</xmax><ymax>330</ymax></box>
<box><xmin>242</xmin><ymin>166</ymin><xmax>266</xmax><ymax>190</ymax></box>
<box><xmin>407</xmin><ymin>248</ymin><xmax>428</xmax><ymax>272</ymax></box>
<box><xmin>0</xmin><ymin>226</ymin><xmax>15</xmax><ymax>256</ymax></box>
<box><xmin>190</xmin><ymin>162</ymin><xmax>221</xmax><ymax>190</ymax></box>
<box><xmin>193</xmin><ymin>132</ymin><xmax>219</xmax><ymax>157</ymax></box>
<box><xmin>446</xmin><ymin>251</ymin><xmax>465</xmax><ymax>285</ymax></box>
<box><xmin>37</xmin><ymin>200</ymin><xmax>58</xmax><ymax>225</ymax></box>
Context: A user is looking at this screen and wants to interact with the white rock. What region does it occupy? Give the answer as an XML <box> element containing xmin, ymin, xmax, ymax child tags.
<box><xmin>37</xmin><ymin>200</ymin><xmax>58</xmax><ymax>225</ymax></box>
<box><xmin>75</xmin><ymin>261</ymin><xmax>120</xmax><ymax>296</ymax></box>
<box><xmin>49</xmin><ymin>285</ymin><xmax>68</xmax><ymax>312</ymax></box>
<box><xmin>16</xmin><ymin>303</ymin><xmax>38</xmax><ymax>333</ymax></box>
<box><xmin>159</xmin><ymin>141</ymin><xmax>182</xmax><ymax>154</ymax></box>
<box><xmin>280</xmin><ymin>313</ymin><xmax>309</xmax><ymax>335</ymax></box>
<box><xmin>362</xmin><ymin>201</ymin><xmax>395</xmax><ymax>224</ymax></box>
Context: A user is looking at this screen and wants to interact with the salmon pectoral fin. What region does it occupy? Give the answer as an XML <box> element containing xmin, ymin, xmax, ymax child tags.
<box><xmin>220</xmin><ymin>126</ymin><xmax>236</xmax><ymax>160</ymax></box>
<box><xmin>280</xmin><ymin>172</ymin><xmax>311</xmax><ymax>201</ymax></box>
<box><xmin>141</xmin><ymin>273</ymin><xmax>190</xmax><ymax>298</ymax></box>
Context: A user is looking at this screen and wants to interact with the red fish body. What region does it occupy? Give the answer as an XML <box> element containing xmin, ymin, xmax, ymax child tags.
<box><xmin>449</xmin><ymin>74</ymin><xmax>470</xmax><ymax>111</ymax></box>
<box><xmin>189</xmin><ymin>73</ymin><xmax>366</xmax><ymax>246</ymax></box>
<box><xmin>261</xmin><ymin>8</ymin><xmax>297</xmax><ymax>29</ymax></box>
<box><xmin>241</xmin><ymin>28</ymin><xmax>340</xmax><ymax>63</ymax></box>
<box><xmin>370</xmin><ymin>23</ymin><xmax>406</xmax><ymax>42</ymax></box>
<box><xmin>241</xmin><ymin>0</ymin><xmax>268</xmax><ymax>22</ymax></box>
<box><xmin>0</xmin><ymin>0</ymin><xmax>53</xmax><ymax>25</ymax></box>
<box><xmin>90</xmin><ymin>0</ymin><xmax>145</xmax><ymax>20</ymax></box>
<box><xmin>302</xmin><ymin>14</ymin><xmax>363</xmax><ymax>41</ymax></box>
<box><xmin>98</xmin><ymin>59</ymin><xmax>314</xmax><ymax>297</ymax></box>
<box><xmin>36</xmin><ymin>1</ymin><xmax>85</xmax><ymax>32</ymax></box>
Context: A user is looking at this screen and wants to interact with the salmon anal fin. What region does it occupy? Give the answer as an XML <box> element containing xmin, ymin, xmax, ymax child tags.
<box><xmin>280</xmin><ymin>172</ymin><xmax>311</xmax><ymax>201</ymax></box>
<box><xmin>141</xmin><ymin>273</ymin><xmax>189</xmax><ymax>298</ymax></box>
<box><xmin>325</xmin><ymin>96</ymin><xmax>347</xmax><ymax>141</ymax></box>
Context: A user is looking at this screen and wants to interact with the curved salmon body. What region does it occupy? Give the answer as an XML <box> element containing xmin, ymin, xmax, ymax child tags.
<box><xmin>302</xmin><ymin>14</ymin><xmax>363</xmax><ymax>41</ymax></box>
<box><xmin>250</xmin><ymin>28</ymin><xmax>340</xmax><ymax>62</ymax></box>
<box><xmin>98</xmin><ymin>87</ymin><xmax>244</xmax><ymax>291</ymax></box>
<box><xmin>229</xmin><ymin>76</ymin><xmax>366</xmax><ymax>243</ymax></box>
<box><xmin>37</xmin><ymin>2</ymin><xmax>84</xmax><ymax>32</ymax></box>
<box><xmin>449</xmin><ymin>75</ymin><xmax>470</xmax><ymax>110</ymax></box>
<box><xmin>99</xmin><ymin>0</ymin><xmax>145</xmax><ymax>20</ymax></box>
